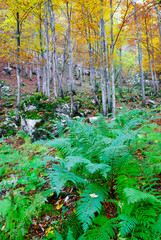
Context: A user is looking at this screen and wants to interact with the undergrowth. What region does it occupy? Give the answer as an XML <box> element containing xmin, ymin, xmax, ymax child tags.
<box><xmin>0</xmin><ymin>109</ymin><xmax>161</xmax><ymax>239</ymax></box>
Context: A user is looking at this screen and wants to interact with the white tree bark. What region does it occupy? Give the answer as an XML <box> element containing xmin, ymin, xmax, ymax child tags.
<box><xmin>100</xmin><ymin>0</ymin><xmax>107</xmax><ymax>116</ymax></box>
<box><xmin>151</xmin><ymin>37</ymin><xmax>159</xmax><ymax>95</ymax></box>
<box><xmin>45</xmin><ymin>1</ymin><xmax>50</xmax><ymax>97</ymax></box>
<box><xmin>48</xmin><ymin>0</ymin><xmax>64</xmax><ymax>98</ymax></box>
<box><xmin>39</xmin><ymin>3</ymin><xmax>47</xmax><ymax>96</ymax></box>
<box><xmin>103</xmin><ymin>12</ymin><xmax>111</xmax><ymax>112</ymax></box>
<box><xmin>119</xmin><ymin>48</ymin><xmax>123</xmax><ymax>97</ymax></box>
<box><xmin>37</xmin><ymin>54</ymin><xmax>41</xmax><ymax>92</ymax></box>
<box><xmin>154</xmin><ymin>1</ymin><xmax>161</xmax><ymax>48</ymax></box>
<box><xmin>134</xmin><ymin>3</ymin><xmax>145</xmax><ymax>106</ymax></box>
<box><xmin>29</xmin><ymin>67</ymin><xmax>32</xmax><ymax>80</ymax></box>
<box><xmin>145</xmin><ymin>18</ymin><xmax>156</xmax><ymax>96</ymax></box>
<box><xmin>110</xmin><ymin>0</ymin><xmax>116</xmax><ymax>115</ymax></box>
<box><xmin>67</xmin><ymin>1</ymin><xmax>75</xmax><ymax>115</ymax></box>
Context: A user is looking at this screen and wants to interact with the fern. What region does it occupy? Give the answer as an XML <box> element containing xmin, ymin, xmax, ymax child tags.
<box><xmin>62</xmin><ymin>156</ymin><xmax>91</xmax><ymax>171</ymax></box>
<box><xmin>76</xmin><ymin>183</ymin><xmax>107</xmax><ymax>232</ymax></box>
<box><xmin>48</xmin><ymin>164</ymin><xmax>87</xmax><ymax>195</ymax></box>
<box><xmin>118</xmin><ymin>214</ymin><xmax>138</xmax><ymax>237</ymax></box>
<box><xmin>83</xmin><ymin>215</ymin><xmax>116</xmax><ymax>240</ymax></box>
<box><xmin>45</xmin><ymin>138</ymin><xmax>72</xmax><ymax>157</ymax></box>
<box><xmin>85</xmin><ymin>162</ymin><xmax>111</xmax><ymax>178</ymax></box>
<box><xmin>123</xmin><ymin>188</ymin><xmax>161</xmax><ymax>204</ymax></box>
<box><xmin>0</xmin><ymin>190</ymin><xmax>46</xmax><ymax>240</ymax></box>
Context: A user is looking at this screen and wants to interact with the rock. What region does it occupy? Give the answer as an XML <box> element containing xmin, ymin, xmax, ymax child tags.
<box><xmin>147</xmin><ymin>99</ymin><xmax>156</xmax><ymax>108</ymax></box>
<box><xmin>84</xmin><ymin>109</ymin><xmax>92</xmax><ymax>117</ymax></box>
<box><xmin>0</xmin><ymin>81</ymin><xmax>4</xmax><ymax>89</ymax></box>
<box><xmin>21</xmin><ymin>117</ymin><xmax>42</xmax><ymax>137</ymax></box>
<box><xmin>147</xmin><ymin>99</ymin><xmax>156</xmax><ymax>105</ymax></box>
<box><xmin>1</xmin><ymin>86</ymin><xmax>11</xmax><ymax>95</ymax></box>
<box><xmin>3</xmin><ymin>67</ymin><xmax>12</xmax><ymax>75</ymax></box>
<box><xmin>0</xmin><ymin>121</ymin><xmax>17</xmax><ymax>137</ymax></box>
<box><xmin>24</xmin><ymin>105</ymin><xmax>37</xmax><ymax>112</ymax></box>
<box><xmin>56</xmin><ymin>103</ymin><xmax>70</xmax><ymax>117</ymax></box>
<box><xmin>73</xmin><ymin>116</ymin><xmax>81</xmax><ymax>120</ymax></box>
<box><xmin>88</xmin><ymin>117</ymin><xmax>99</xmax><ymax>123</ymax></box>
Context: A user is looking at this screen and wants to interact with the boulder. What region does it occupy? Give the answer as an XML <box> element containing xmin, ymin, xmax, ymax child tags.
<box><xmin>21</xmin><ymin>117</ymin><xmax>42</xmax><ymax>137</ymax></box>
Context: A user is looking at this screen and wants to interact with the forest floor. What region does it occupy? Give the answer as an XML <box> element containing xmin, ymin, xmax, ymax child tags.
<box><xmin>0</xmin><ymin>60</ymin><xmax>161</xmax><ymax>239</ymax></box>
<box><xmin>0</xmin><ymin>59</ymin><xmax>161</xmax><ymax>118</ymax></box>
<box><xmin>0</xmin><ymin>108</ymin><xmax>161</xmax><ymax>239</ymax></box>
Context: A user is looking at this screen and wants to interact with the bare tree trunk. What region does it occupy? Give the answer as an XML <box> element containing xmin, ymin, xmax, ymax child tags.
<box><xmin>48</xmin><ymin>0</ymin><xmax>64</xmax><ymax>98</ymax></box>
<box><xmin>151</xmin><ymin>38</ymin><xmax>159</xmax><ymax>95</ymax></box>
<box><xmin>15</xmin><ymin>11</ymin><xmax>21</xmax><ymax>121</ymax></box>
<box><xmin>134</xmin><ymin>3</ymin><xmax>145</xmax><ymax>106</ymax></box>
<box><xmin>67</xmin><ymin>1</ymin><xmax>75</xmax><ymax>116</ymax></box>
<box><xmin>110</xmin><ymin>0</ymin><xmax>116</xmax><ymax>115</ymax></box>
<box><xmin>83</xmin><ymin>67</ymin><xmax>85</xmax><ymax>82</ymax></box>
<box><xmin>152</xmin><ymin>54</ymin><xmax>159</xmax><ymax>95</ymax></box>
<box><xmin>29</xmin><ymin>67</ymin><xmax>32</xmax><ymax>80</ymax></box>
<box><xmin>60</xmin><ymin>32</ymin><xmax>68</xmax><ymax>94</ymax></box>
<box><xmin>119</xmin><ymin>48</ymin><xmax>123</xmax><ymax>97</ymax></box>
<box><xmin>103</xmin><ymin>13</ymin><xmax>111</xmax><ymax>112</ymax></box>
<box><xmin>39</xmin><ymin>3</ymin><xmax>46</xmax><ymax>95</ymax></box>
<box><xmin>154</xmin><ymin>1</ymin><xmax>161</xmax><ymax>47</ymax></box>
<box><xmin>82</xmin><ymin>6</ymin><xmax>100</xmax><ymax>107</ymax></box>
<box><xmin>37</xmin><ymin>54</ymin><xmax>41</xmax><ymax>92</ymax></box>
<box><xmin>45</xmin><ymin>1</ymin><xmax>50</xmax><ymax>97</ymax></box>
<box><xmin>100</xmin><ymin>0</ymin><xmax>107</xmax><ymax>116</ymax></box>
<box><xmin>25</xmin><ymin>66</ymin><xmax>28</xmax><ymax>76</ymax></box>
<box><xmin>145</xmin><ymin>18</ymin><xmax>156</xmax><ymax>95</ymax></box>
<box><xmin>80</xmin><ymin>63</ymin><xmax>83</xmax><ymax>86</ymax></box>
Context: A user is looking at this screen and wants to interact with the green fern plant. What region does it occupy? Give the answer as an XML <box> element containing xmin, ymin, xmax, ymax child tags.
<box><xmin>0</xmin><ymin>190</ymin><xmax>46</xmax><ymax>240</ymax></box>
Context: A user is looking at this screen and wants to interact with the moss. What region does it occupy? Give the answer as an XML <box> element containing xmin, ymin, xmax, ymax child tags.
<box><xmin>64</xmin><ymin>96</ymin><xmax>70</xmax><ymax>101</ymax></box>
<box><xmin>20</xmin><ymin>93</ymin><xmax>59</xmax><ymax>121</ymax></box>
<box><xmin>150</xmin><ymin>96</ymin><xmax>156</xmax><ymax>100</ymax></box>
<box><xmin>1</xmin><ymin>123</ymin><xmax>16</xmax><ymax>136</ymax></box>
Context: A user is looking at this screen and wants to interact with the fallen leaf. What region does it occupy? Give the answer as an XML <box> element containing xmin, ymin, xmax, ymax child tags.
<box><xmin>89</xmin><ymin>193</ymin><xmax>99</xmax><ymax>198</ymax></box>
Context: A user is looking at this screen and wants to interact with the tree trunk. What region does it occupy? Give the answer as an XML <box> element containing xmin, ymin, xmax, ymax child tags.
<box><xmin>30</xmin><ymin>67</ymin><xmax>32</xmax><ymax>80</ymax></box>
<box><xmin>39</xmin><ymin>3</ymin><xmax>46</xmax><ymax>95</ymax></box>
<box><xmin>100</xmin><ymin>0</ymin><xmax>107</xmax><ymax>116</ymax></box>
<box><xmin>80</xmin><ymin>63</ymin><xmax>83</xmax><ymax>86</ymax></box>
<box><xmin>119</xmin><ymin>48</ymin><xmax>123</xmax><ymax>97</ymax></box>
<box><xmin>37</xmin><ymin>54</ymin><xmax>41</xmax><ymax>92</ymax></box>
<box><xmin>145</xmin><ymin>18</ymin><xmax>156</xmax><ymax>95</ymax></box>
<box><xmin>103</xmin><ymin>13</ymin><xmax>111</xmax><ymax>112</ymax></box>
<box><xmin>134</xmin><ymin>3</ymin><xmax>145</xmax><ymax>106</ymax></box>
<box><xmin>48</xmin><ymin>0</ymin><xmax>64</xmax><ymax>98</ymax></box>
<box><xmin>67</xmin><ymin>1</ymin><xmax>75</xmax><ymax>116</ymax></box>
<box><xmin>15</xmin><ymin>11</ymin><xmax>21</xmax><ymax>121</ymax></box>
<box><xmin>82</xmin><ymin>6</ymin><xmax>100</xmax><ymax>107</ymax></box>
<box><xmin>151</xmin><ymin>37</ymin><xmax>159</xmax><ymax>95</ymax></box>
<box><xmin>154</xmin><ymin>1</ymin><xmax>161</xmax><ymax>47</ymax></box>
<box><xmin>60</xmin><ymin>32</ymin><xmax>68</xmax><ymax>94</ymax></box>
<box><xmin>110</xmin><ymin>0</ymin><xmax>116</xmax><ymax>115</ymax></box>
<box><xmin>45</xmin><ymin>1</ymin><xmax>50</xmax><ymax>97</ymax></box>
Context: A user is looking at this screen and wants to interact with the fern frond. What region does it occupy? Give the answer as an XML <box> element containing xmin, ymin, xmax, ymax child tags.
<box><xmin>86</xmin><ymin>162</ymin><xmax>111</xmax><ymax>179</ymax></box>
<box><xmin>45</xmin><ymin>138</ymin><xmax>72</xmax><ymax>156</ymax></box>
<box><xmin>66</xmin><ymin>228</ymin><xmax>75</xmax><ymax>240</ymax></box>
<box><xmin>123</xmin><ymin>188</ymin><xmax>161</xmax><ymax>204</ymax></box>
<box><xmin>48</xmin><ymin>164</ymin><xmax>87</xmax><ymax>195</ymax></box>
<box><xmin>76</xmin><ymin>183</ymin><xmax>107</xmax><ymax>232</ymax></box>
<box><xmin>152</xmin><ymin>214</ymin><xmax>161</xmax><ymax>235</ymax></box>
<box><xmin>134</xmin><ymin>206</ymin><xmax>156</xmax><ymax>228</ymax></box>
<box><xmin>63</xmin><ymin>156</ymin><xmax>91</xmax><ymax>171</ymax></box>
<box><xmin>118</xmin><ymin>214</ymin><xmax>138</xmax><ymax>237</ymax></box>
<box><xmin>55</xmin><ymin>231</ymin><xmax>63</xmax><ymax>240</ymax></box>
<box><xmin>84</xmin><ymin>216</ymin><xmax>116</xmax><ymax>240</ymax></box>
